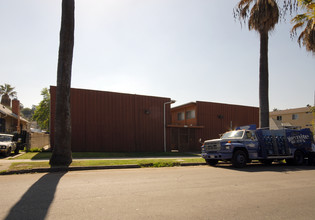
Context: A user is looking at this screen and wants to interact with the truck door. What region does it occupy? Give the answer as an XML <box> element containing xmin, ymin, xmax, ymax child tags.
<box><xmin>244</xmin><ymin>131</ymin><xmax>259</xmax><ymax>159</ymax></box>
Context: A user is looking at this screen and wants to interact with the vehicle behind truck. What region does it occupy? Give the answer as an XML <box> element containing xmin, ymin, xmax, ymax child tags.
<box><xmin>201</xmin><ymin>127</ymin><xmax>314</xmax><ymax>168</ymax></box>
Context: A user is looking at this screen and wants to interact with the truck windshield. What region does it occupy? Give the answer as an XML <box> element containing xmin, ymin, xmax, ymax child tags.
<box><xmin>221</xmin><ymin>130</ymin><xmax>244</xmax><ymax>139</ymax></box>
<box><xmin>0</xmin><ymin>135</ymin><xmax>12</xmax><ymax>142</ymax></box>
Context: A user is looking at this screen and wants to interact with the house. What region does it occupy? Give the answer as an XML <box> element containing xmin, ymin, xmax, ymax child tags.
<box><xmin>50</xmin><ymin>86</ymin><xmax>259</xmax><ymax>152</ymax></box>
<box><xmin>269</xmin><ymin>107</ymin><xmax>314</xmax><ymax>133</ymax></box>
<box><xmin>170</xmin><ymin>102</ymin><xmax>259</xmax><ymax>152</ymax></box>
<box><xmin>0</xmin><ymin>99</ymin><xmax>29</xmax><ymax>133</ymax></box>
<box><xmin>50</xmin><ymin>86</ymin><xmax>173</xmax><ymax>152</ymax></box>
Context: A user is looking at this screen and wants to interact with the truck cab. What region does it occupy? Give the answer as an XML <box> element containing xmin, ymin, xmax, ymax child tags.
<box><xmin>0</xmin><ymin>134</ymin><xmax>17</xmax><ymax>157</ymax></box>
<box><xmin>201</xmin><ymin>129</ymin><xmax>256</xmax><ymax>167</ymax></box>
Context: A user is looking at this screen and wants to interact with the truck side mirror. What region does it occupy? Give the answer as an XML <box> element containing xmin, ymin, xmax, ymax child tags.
<box><xmin>199</xmin><ymin>138</ymin><xmax>203</xmax><ymax>144</ymax></box>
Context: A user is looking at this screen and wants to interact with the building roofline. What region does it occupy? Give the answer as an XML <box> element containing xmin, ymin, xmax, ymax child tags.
<box><xmin>196</xmin><ymin>100</ymin><xmax>259</xmax><ymax>109</ymax></box>
<box><xmin>270</xmin><ymin>106</ymin><xmax>311</xmax><ymax>115</ymax></box>
<box><xmin>0</xmin><ymin>103</ymin><xmax>29</xmax><ymax>123</ymax></box>
<box><xmin>171</xmin><ymin>102</ymin><xmax>196</xmax><ymax>110</ymax></box>
<box><xmin>50</xmin><ymin>85</ymin><xmax>171</xmax><ymax>101</ymax></box>
<box><xmin>172</xmin><ymin>101</ymin><xmax>259</xmax><ymax>110</ymax></box>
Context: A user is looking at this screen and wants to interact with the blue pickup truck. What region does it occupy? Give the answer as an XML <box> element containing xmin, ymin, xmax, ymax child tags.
<box><xmin>201</xmin><ymin>127</ymin><xmax>314</xmax><ymax>168</ymax></box>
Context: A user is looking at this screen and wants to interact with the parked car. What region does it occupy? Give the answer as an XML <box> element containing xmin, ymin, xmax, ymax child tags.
<box><xmin>0</xmin><ymin>133</ymin><xmax>17</xmax><ymax>157</ymax></box>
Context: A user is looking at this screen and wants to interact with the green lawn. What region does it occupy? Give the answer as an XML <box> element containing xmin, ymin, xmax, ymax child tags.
<box><xmin>8</xmin><ymin>158</ymin><xmax>205</xmax><ymax>171</ymax></box>
<box><xmin>13</xmin><ymin>152</ymin><xmax>201</xmax><ymax>160</ymax></box>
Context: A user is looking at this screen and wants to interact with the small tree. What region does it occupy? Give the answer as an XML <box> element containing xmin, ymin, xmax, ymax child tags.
<box><xmin>21</xmin><ymin>107</ymin><xmax>35</xmax><ymax>120</ymax></box>
<box><xmin>32</xmin><ymin>88</ymin><xmax>50</xmax><ymax>131</ymax></box>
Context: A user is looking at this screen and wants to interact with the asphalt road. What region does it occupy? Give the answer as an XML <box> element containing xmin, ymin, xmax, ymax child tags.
<box><xmin>1</xmin><ymin>165</ymin><xmax>315</xmax><ymax>220</ymax></box>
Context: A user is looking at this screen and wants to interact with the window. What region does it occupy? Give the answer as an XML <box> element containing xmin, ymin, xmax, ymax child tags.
<box><xmin>186</xmin><ymin>110</ymin><xmax>195</xmax><ymax>119</ymax></box>
<box><xmin>177</xmin><ymin>112</ymin><xmax>185</xmax><ymax>121</ymax></box>
<box><xmin>221</xmin><ymin>130</ymin><xmax>244</xmax><ymax>139</ymax></box>
<box><xmin>292</xmin><ymin>114</ymin><xmax>298</xmax><ymax>120</ymax></box>
<box><xmin>277</xmin><ymin>116</ymin><xmax>282</xmax><ymax>121</ymax></box>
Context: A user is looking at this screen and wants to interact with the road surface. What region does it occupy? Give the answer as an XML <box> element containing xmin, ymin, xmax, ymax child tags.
<box><xmin>1</xmin><ymin>165</ymin><xmax>315</xmax><ymax>220</ymax></box>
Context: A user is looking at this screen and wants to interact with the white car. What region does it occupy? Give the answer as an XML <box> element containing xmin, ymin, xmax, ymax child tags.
<box><xmin>0</xmin><ymin>134</ymin><xmax>17</xmax><ymax>157</ymax></box>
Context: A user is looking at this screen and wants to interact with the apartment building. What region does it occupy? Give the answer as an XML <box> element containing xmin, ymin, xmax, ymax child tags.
<box><xmin>269</xmin><ymin>107</ymin><xmax>314</xmax><ymax>133</ymax></box>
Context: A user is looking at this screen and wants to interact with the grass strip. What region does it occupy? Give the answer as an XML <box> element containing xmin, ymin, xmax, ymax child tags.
<box><xmin>12</xmin><ymin>152</ymin><xmax>201</xmax><ymax>160</ymax></box>
<box><xmin>8</xmin><ymin>158</ymin><xmax>205</xmax><ymax>171</ymax></box>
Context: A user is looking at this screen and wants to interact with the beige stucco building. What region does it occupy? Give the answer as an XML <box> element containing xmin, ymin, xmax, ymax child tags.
<box><xmin>269</xmin><ymin>107</ymin><xmax>314</xmax><ymax>134</ymax></box>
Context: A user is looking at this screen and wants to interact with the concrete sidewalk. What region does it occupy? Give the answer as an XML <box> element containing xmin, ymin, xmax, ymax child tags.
<box><xmin>0</xmin><ymin>154</ymin><xmax>205</xmax><ymax>175</ymax></box>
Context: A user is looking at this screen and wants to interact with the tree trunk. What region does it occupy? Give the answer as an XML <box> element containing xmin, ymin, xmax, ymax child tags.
<box><xmin>259</xmin><ymin>31</ymin><xmax>270</xmax><ymax>128</ymax></box>
<box><xmin>0</xmin><ymin>94</ymin><xmax>11</xmax><ymax>108</ymax></box>
<box><xmin>50</xmin><ymin>0</ymin><xmax>75</xmax><ymax>167</ymax></box>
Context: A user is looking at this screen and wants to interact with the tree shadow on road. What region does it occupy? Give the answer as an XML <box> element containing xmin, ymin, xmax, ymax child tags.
<box><xmin>4</xmin><ymin>172</ymin><xmax>67</xmax><ymax>220</ymax></box>
<box><xmin>214</xmin><ymin>162</ymin><xmax>315</xmax><ymax>172</ymax></box>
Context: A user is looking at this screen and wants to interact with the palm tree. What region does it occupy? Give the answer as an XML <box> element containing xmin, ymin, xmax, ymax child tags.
<box><xmin>291</xmin><ymin>0</ymin><xmax>315</xmax><ymax>53</ymax></box>
<box><xmin>49</xmin><ymin>0</ymin><xmax>75</xmax><ymax>167</ymax></box>
<box><xmin>0</xmin><ymin>84</ymin><xmax>17</xmax><ymax>107</ymax></box>
<box><xmin>235</xmin><ymin>0</ymin><xmax>279</xmax><ymax>128</ymax></box>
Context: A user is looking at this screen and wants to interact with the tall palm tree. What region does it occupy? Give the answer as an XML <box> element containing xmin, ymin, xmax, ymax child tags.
<box><xmin>291</xmin><ymin>0</ymin><xmax>315</xmax><ymax>53</ymax></box>
<box><xmin>0</xmin><ymin>84</ymin><xmax>17</xmax><ymax>107</ymax></box>
<box><xmin>235</xmin><ymin>0</ymin><xmax>279</xmax><ymax>128</ymax></box>
<box><xmin>49</xmin><ymin>0</ymin><xmax>75</xmax><ymax>167</ymax></box>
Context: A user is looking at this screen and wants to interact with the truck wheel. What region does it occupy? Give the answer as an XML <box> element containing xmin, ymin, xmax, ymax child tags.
<box><xmin>286</xmin><ymin>151</ymin><xmax>305</xmax><ymax>165</ymax></box>
<box><xmin>205</xmin><ymin>159</ymin><xmax>218</xmax><ymax>166</ymax></box>
<box><xmin>5</xmin><ymin>148</ymin><xmax>11</xmax><ymax>157</ymax></box>
<box><xmin>232</xmin><ymin>150</ymin><xmax>247</xmax><ymax>168</ymax></box>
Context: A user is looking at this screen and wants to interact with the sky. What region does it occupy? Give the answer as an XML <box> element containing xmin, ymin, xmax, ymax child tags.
<box><xmin>1</xmin><ymin>0</ymin><xmax>314</xmax><ymax>110</ymax></box>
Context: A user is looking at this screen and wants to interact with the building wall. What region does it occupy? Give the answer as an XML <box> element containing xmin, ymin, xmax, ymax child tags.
<box><xmin>29</xmin><ymin>132</ymin><xmax>50</xmax><ymax>149</ymax></box>
<box><xmin>170</xmin><ymin>101</ymin><xmax>259</xmax><ymax>152</ymax></box>
<box><xmin>0</xmin><ymin>114</ymin><xmax>27</xmax><ymax>133</ymax></box>
<box><xmin>270</xmin><ymin>107</ymin><xmax>314</xmax><ymax>132</ymax></box>
<box><xmin>196</xmin><ymin>101</ymin><xmax>259</xmax><ymax>142</ymax></box>
<box><xmin>0</xmin><ymin>101</ymin><xmax>28</xmax><ymax>133</ymax></box>
<box><xmin>50</xmin><ymin>86</ymin><xmax>172</xmax><ymax>152</ymax></box>
<box><xmin>171</xmin><ymin>103</ymin><xmax>197</xmax><ymax>126</ymax></box>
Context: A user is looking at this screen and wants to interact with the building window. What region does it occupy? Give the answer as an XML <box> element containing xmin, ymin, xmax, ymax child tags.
<box><xmin>177</xmin><ymin>112</ymin><xmax>185</xmax><ymax>121</ymax></box>
<box><xmin>277</xmin><ymin>116</ymin><xmax>282</xmax><ymax>121</ymax></box>
<box><xmin>186</xmin><ymin>110</ymin><xmax>195</xmax><ymax>119</ymax></box>
<box><xmin>292</xmin><ymin>114</ymin><xmax>298</xmax><ymax>120</ymax></box>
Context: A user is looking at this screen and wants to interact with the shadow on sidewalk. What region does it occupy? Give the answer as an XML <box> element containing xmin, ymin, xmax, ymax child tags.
<box><xmin>4</xmin><ymin>172</ymin><xmax>67</xmax><ymax>220</ymax></box>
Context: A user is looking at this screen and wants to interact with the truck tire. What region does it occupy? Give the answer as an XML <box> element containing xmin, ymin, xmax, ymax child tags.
<box><xmin>205</xmin><ymin>159</ymin><xmax>218</xmax><ymax>166</ymax></box>
<box><xmin>5</xmin><ymin>148</ymin><xmax>11</xmax><ymax>157</ymax></box>
<box><xmin>232</xmin><ymin>150</ymin><xmax>247</xmax><ymax>168</ymax></box>
<box><xmin>286</xmin><ymin>150</ymin><xmax>304</xmax><ymax>165</ymax></box>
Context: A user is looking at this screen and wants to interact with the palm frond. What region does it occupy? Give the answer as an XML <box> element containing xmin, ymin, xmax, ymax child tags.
<box><xmin>291</xmin><ymin>22</ymin><xmax>305</xmax><ymax>32</ymax></box>
<box><xmin>238</xmin><ymin>0</ymin><xmax>254</xmax><ymax>8</ymax></box>
<box><xmin>292</xmin><ymin>0</ymin><xmax>315</xmax><ymax>53</ymax></box>
<box><xmin>297</xmin><ymin>30</ymin><xmax>305</xmax><ymax>46</ymax></box>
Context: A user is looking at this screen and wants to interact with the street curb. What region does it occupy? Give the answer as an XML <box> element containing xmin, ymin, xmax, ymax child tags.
<box><xmin>0</xmin><ymin>163</ymin><xmax>207</xmax><ymax>175</ymax></box>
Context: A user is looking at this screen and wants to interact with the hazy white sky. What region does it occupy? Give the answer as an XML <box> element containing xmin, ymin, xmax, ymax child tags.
<box><xmin>1</xmin><ymin>0</ymin><xmax>314</xmax><ymax>110</ymax></box>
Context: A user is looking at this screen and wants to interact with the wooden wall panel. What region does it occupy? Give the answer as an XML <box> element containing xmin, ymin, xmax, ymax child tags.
<box><xmin>196</xmin><ymin>101</ymin><xmax>259</xmax><ymax>142</ymax></box>
<box><xmin>50</xmin><ymin>86</ymin><xmax>171</xmax><ymax>152</ymax></box>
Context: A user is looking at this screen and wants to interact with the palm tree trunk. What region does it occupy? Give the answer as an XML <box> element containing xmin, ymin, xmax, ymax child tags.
<box><xmin>50</xmin><ymin>0</ymin><xmax>75</xmax><ymax>167</ymax></box>
<box><xmin>259</xmin><ymin>31</ymin><xmax>270</xmax><ymax>129</ymax></box>
<box><xmin>1</xmin><ymin>94</ymin><xmax>11</xmax><ymax>108</ymax></box>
